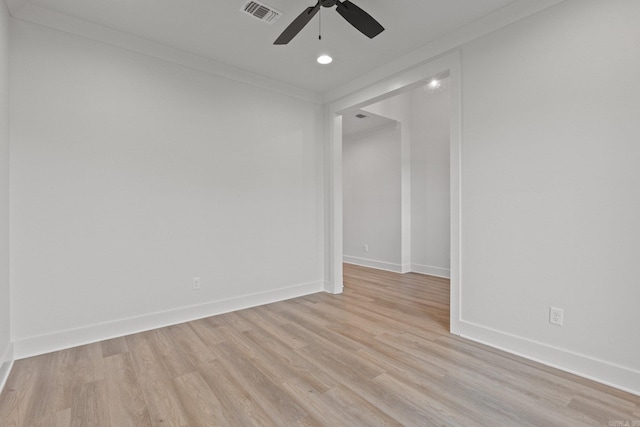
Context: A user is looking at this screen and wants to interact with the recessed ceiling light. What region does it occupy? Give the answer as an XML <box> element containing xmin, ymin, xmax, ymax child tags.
<box><xmin>428</xmin><ymin>78</ymin><xmax>441</xmax><ymax>89</ymax></box>
<box><xmin>317</xmin><ymin>54</ymin><xmax>333</xmax><ymax>65</ymax></box>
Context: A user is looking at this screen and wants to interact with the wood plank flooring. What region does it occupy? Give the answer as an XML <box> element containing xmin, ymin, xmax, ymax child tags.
<box><xmin>1</xmin><ymin>264</ymin><xmax>638</xmax><ymax>426</ymax></box>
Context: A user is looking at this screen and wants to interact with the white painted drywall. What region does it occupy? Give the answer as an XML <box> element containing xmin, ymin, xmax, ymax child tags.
<box><xmin>363</xmin><ymin>92</ymin><xmax>412</xmax><ymax>124</ymax></box>
<box><xmin>410</xmin><ymin>84</ymin><xmax>450</xmax><ymax>277</ymax></box>
<box><xmin>329</xmin><ymin>0</ymin><xmax>640</xmax><ymax>394</ymax></box>
<box><xmin>0</xmin><ymin>0</ymin><xmax>11</xmax><ymax>370</ymax></box>
<box><xmin>460</xmin><ymin>0</ymin><xmax>640</xmax><ymax>380</ymax></box>
<box><xmin>9</xmin><ymin>20</ymin><xmax>324</xmax><ymax>349</ymax></box>
<box><xmin>362</xmin><ymin>92</ymin><xmax>413</xmax><ymax>272</ymax></box>
<box><xmin>343</xmin><ymin>125</ymin><xmax>401</xmax><ymax>269</ymax></box>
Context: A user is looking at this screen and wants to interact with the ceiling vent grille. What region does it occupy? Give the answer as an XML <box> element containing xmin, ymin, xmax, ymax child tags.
<box><xmin>241</xmin><ymin>1</ymin><xmax>282</xmax><ymax>25</ymax></box>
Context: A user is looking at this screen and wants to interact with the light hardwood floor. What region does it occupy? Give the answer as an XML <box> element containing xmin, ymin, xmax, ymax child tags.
<box><xmin>1</xmin><ymin>264</ymin><xmax>638</xmax><ymax>426</ymax></box>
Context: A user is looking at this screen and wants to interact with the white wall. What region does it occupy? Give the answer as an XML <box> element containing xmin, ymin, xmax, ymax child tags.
<box><xmin>459</xmin><ymin>0</ymin><xmax>640</xmax><ymax>391</ymax></box>
<box><xmin>5</xmin><ymin>0</ymin><xmax>640</xmax><ymax>397</ymax></box>
<box><xmin>10</xmin><ymin>20</ymin><xmax>324</xmax><ymax>356</ymax></box>
<box><xmin>0</xmin><ymin>0</ymin><xmax>11</xmax><ymax>383</ymax></box>
<box><xmin>343</xmin><ymin>125</ymin><xmax>401</xmax><ymax>269</ymax></box>
<box><xmin>364</xmin><ymin>92</ymin><xmax>412</xmax><ymax>125</ymax></box>
<box><xmin>362</xmin><ymin>93</ymin><xmax>412</xmax><ymax>272</ymax></box>
<box><xmin>410</xmin><ymin>84</ymin><xmax>450</xmax><ymax>278</ymax></box>
<box><xmin>329</xmin><ymin>0</ymin><xmax>640</xmax><ymax>395</ymax></box>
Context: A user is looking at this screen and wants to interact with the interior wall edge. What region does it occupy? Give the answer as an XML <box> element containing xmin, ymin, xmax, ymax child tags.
<box><xmin>0</xmin><ymin>342</ymin><xmax>14</xmax><ymax>395</ymax></box>
<box><xmin>13</xmin><ymin>280</ymin><xmax>323</xmax><ymax>360</ymax></box>
<box><xmin>459</xmin><ymin>320</ymin><xmax>640</xmax><ymax>397</ymax></box>
<box><xmin>4</xmin><ymin>0</ymin><xmax>27</xmax><ymax>16</ymax></box>
<box><xmin>1</xmin><ymin>0</ymin><xmax>12</xmax><ymax>399</ymax></box>
<box><xmin>9</xmin><ymin>4</ymin><xmax>322</xmax><ymax>104</ymax></box>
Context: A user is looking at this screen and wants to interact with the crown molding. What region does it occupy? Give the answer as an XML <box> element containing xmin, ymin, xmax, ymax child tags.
<box><xmin>6</xmin><ymin>0</ymin><xmax>568</xmax><ymax>105</ymax></box>
<box><xmin>324</xmin><ymin>0</ymin><xmax>568</xmax><ymax>103</ymax></box>
<box><xmin>4</xmin><ymin>0</ymin><xmax>29</xmax><ymax>15</ymax></box>
<box><xmin>9</xmin><ymin>3</ymin><xmax>322</xmax><ymax>104</ymax></box>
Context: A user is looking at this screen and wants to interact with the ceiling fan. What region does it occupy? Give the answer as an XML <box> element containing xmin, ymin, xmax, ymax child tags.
<box><xmin>274</xmin><ymin>0</ymin><xmax>384</xmax><ymax>45</ymax></box>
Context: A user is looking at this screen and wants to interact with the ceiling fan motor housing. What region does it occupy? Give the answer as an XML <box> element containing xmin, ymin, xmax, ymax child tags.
<box><xmin>320</xmin><ymin>0</ymin><xmax>338</xmax><ymax>7</ymax></box>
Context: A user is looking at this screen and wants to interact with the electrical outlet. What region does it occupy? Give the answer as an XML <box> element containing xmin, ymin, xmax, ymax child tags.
<box><xmin>192</xmin><ymin>277</ymin><xmax>201</xmax><ymax>290</ymax></box>
<box><xmin>549</xmin><ymin>307</ymin><xmax>563</xmax><ymax>326</ymax></box>
<box><xmin>363</xmin><ymin>244</ymin><xmax>369</xmax><ymax>252</ymax></box>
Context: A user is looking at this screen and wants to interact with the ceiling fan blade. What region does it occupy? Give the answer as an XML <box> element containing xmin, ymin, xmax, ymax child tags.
<box><xmin>274</xmin><ymin>2</ymin><xmax>321</xmax><ymax>45</ymax></box>
<box><xmin>335</xmin><ymin>0</ymin><xmax>384</xmax><ymax>39</ymax></box>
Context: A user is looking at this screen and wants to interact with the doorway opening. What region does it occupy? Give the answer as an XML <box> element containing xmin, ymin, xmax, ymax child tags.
<box><xmin>341</xmin><ymin>76</ymin><xmax>451</xmax><ymax>278</ymax></box>
<box><xmin>326</xmin><ymin>52</ymin><xmax>461</xmax><ymax>334</ymax></box>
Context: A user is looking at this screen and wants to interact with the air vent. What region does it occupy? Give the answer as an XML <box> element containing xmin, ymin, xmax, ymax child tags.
<box><xmin>241</xmin><ymin>1</ymin><xmax>282</xmax><ymax>25</ymax></box>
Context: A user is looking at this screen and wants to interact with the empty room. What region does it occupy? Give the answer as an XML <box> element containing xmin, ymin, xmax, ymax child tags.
<box><xmin>1</xmin><ymin>0</ymin><xmax>639</xmax><ymax>425</ymax></box>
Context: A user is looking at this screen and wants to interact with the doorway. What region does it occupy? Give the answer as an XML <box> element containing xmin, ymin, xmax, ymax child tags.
<box><xmin>325</xmin><ymin>52</ymin><xmax>461</xmax><ymax>334</ymax></box>
<box><xmin>341</xmin><ymin>79</ymin><xmax>451</xmax><ymax>277</ymax></box>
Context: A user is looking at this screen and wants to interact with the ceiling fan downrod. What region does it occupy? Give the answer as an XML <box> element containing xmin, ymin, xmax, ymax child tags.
<box><xmin>320</xmin><ymin>0</ymin><xmax>337</xmax><ymax>7</ymax></box>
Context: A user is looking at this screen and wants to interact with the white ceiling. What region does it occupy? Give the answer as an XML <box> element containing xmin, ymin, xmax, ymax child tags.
<box><xmin>7</xmin><ymin>0</ymin><xmax>523</xmax><ymax>94</ymax></box>
<box><xmin>342</xmin><ymin>76</ymin><xmax>449</xmax><ymax>135</ymax></box>
<box><xmin>342</xmin><ymin>109</ymin><xmax>397</xmax><ymax>137</ymax></box>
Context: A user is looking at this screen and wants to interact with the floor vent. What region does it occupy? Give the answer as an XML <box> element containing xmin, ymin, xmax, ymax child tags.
<box><xmin>241</xmin><ymin>1</ymin><xmax>282</xmax><ymax>25</ymax></box>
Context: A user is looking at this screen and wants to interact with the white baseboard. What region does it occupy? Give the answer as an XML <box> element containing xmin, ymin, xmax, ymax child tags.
<box><xmin>0</xmin><ymin>342</ymin><xmax>15</xmax><ymax>395</ymax></box>
<box><xmin>459</xmin><ymin>320</ymin><xmax>640</xmax><ymax>397</ymax></box>
<box><xmin>13</xmin><ymin>281</ymin><xmax>323</xmax><ymax>360</ymax></box>
<box><xmin>323</xmin><ymin>280</ymin><xmax>343</xmax><ymax>295</ymax></box>
<box><xmin>411</xmin><ymin>263</ymin><xmax>450</xmax><ymax>279</ymax></box>
<box><xmin>343</xmin><ymin>256</ymin><xmax>409</xmax><ymax>273</ymax></box>
<box><xmin>344</xmin><ymin>257</ymin><xmax>451</xmax><ymax>279</ymax></box>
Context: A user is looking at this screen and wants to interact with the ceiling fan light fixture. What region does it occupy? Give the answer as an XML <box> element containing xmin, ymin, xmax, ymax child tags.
<box><xmin>317</xmin><ymin>54</ymin><xmax>333</xmax><ymax>64</ymax></box>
